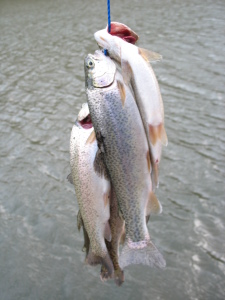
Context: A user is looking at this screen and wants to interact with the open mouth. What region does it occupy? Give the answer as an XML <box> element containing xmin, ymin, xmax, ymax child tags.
<box><xmin>79</xmin><ymin>114</ymin><xmax>93</xmax><ymax>129</ymax></box>
<box><xmin>108</xmin><ymin>22</ymin><xmax>138</xmax><ymax>45</ymax></box>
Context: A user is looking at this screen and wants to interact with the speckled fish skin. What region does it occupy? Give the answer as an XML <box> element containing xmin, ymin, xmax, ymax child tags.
<box><xmin>94</xmin><ymin>23</ymin><xmax>168</xmax><ymax>189</ymax></box>
<box><xmin>101</xmin><ymin>188</ymin><xmax>125</xmax><ymax>286</ymax></box>
<box><xmin>69</xmin><ymin>103</ymin><xmax>114</xmax><ymax>275</ymax></box>
<box><xmin>85</xmin><ymin>50</ymin><xmax>165</xmax><ymax>269</ymax></box>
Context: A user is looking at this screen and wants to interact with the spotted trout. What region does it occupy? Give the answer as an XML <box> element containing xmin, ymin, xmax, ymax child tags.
<box><xmin>69</xmin><ymin>103</ymin><xmax>114</xmax><ymax>276</ymax></box>
<box><xmin>85</xmin><ymin>50</ymin><xmax>166</xmax><ymax>269</ymax></box>
<box><xmin>101</xmin><ymin>188</ymin><xmax>125</xmax><ymax>286</ymax></box>
<box><xmin>94</xmin><ymin>22</ymin><xmax>168</xmax><ymax>189</ymax></box>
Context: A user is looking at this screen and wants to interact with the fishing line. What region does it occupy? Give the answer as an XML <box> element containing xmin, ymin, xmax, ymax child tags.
<box><xmin>104</xmin><ymin>0</ymin><xmax>111</xmax><ymax>56</ymax></box>
<box><xmin>107</xmin><ymin>0</ymin><xmax>111</xmax><ymax>32</ymax></box>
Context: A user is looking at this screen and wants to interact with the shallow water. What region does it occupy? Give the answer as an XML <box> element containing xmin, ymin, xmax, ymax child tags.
<box><xmin>0</xmin><ymin>0</ymin><xmax>224</xmax><ymax>299</ymax></box>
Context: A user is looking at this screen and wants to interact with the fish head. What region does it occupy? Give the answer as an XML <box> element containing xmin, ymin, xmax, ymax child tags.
<box><xmin>94</xmin><ymin>22</ymin><xmax>139</xmax><ymax>61</ymax></box>
<box><xmin>108</xmin><ymin>22</ymin><xmax>139</xmax><ymax>44</ymax></box>
<box><xmin>76</xmin><ymin>103</ymin><xmax>93</xmax><ymax>130</ymax></box>
<box><xmin>94</xmin><ymin>28</ymin><xmax>121</xmax><ymax>61</ymax></box>
<box><xmin>84</xmin><ymin>50</ymin><xmax>116</xmax><ymax>89</ymax></box>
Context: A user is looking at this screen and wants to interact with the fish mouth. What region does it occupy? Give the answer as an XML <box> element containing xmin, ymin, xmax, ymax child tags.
<box><xmin>78</xmin><ymin>114</ymin><xmax>93</xmax><ymax>129</ymax></box>
<box><xmin>108</xmin><ymin>22</ymin><xmax>139</xmax><ymax>44</ymax></box>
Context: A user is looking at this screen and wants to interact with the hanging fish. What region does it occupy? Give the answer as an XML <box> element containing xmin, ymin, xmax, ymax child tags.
<box><xmin>101</xmin><ymin>188</ymin><xmax>125</xmax><ymax>286</ymax></box>
<box><xmin>94</xmin><ymin>22</ymin><xmax>168</xmax><ymax>189</ymax></box>
<box><xmin>69</xmin><ymin>103</ymin><xmax>114</xmax><ymax>276</ymax></box>
<box><xmin>85</xmin><ymin>50</ymin><xmax>165</xmax><ymax>270</ymax></box>
<box><xmin>76</xmin><ymin>210</ymin><xmax>90</xmax><ymax>256</ymax></box>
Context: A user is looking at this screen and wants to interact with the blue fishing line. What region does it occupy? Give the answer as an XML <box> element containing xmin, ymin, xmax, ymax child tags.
<box><xmin>104</xmin><ymin>0</ymin><xmax>111</xmax><ymax>56</ymax></box>
<box><xmin>107</xmin><ymin>0</ymin><xmax>111</xmax><ymax>32</ymax></box>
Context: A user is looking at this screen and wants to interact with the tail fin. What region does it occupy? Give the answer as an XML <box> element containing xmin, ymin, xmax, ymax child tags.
<box><xmin>100</xmin><ymin>266</ymin><xmax>124</xmax><ymax>287</ymax></box>
<box><xmin>87</xmin><ymin>250</ymin><xmax>114</xmax><ymax>277</ymax></box>
<box><xmin>114</xmin><ymin>268</ymin><xmax>124</xmax><ymax>287</ymax></box>
<box><xmin>100</xmin><ymin>265</ymin><xmax>110</xmax><ymax>282</ymax></box>
<box><xmin>119</xmin><ymin>239</ymin><xmax>166</xmax><ymax>269</ymax></box>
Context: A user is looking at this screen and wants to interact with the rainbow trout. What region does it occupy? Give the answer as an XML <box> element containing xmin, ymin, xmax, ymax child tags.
<box><xmin>94</xmin><ymin>22</ymin><xmax>168</xmax><ymax>189</ymax></box>
<box><xmin>85</xmin><ymin>50</ymin><xmax>165</xmax><ymax>269</ymax></box>
<box><xmin>69</xmin><ymin>103</ymin><xmax>114</xmax><ymax>276</ymax></box>
<box><xmin>101</xmin><ymin>188</ymin><xmax>125</xmax><ymax>286</ymax></box>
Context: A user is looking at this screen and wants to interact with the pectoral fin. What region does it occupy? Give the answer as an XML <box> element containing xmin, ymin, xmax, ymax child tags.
<box><xmin>138</xmin><ymin>47</ymin><xmax>162</xmax><ymax>62</ymax></box>
<box><xmin>94</xmin><ymin>149</ymin><xmax>109</xmax><ymax>180</ymax></box>
<box><xmin>85</xmin><ymin>130</ymin><xmax>96</xmax><ymax>144</ymax></box>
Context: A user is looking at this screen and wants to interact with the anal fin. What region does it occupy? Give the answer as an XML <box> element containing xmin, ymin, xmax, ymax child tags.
<box><xmin>146</xmin><ymin>192</ymin><xmax>162</xmax><ymax>216</ymax></box>
<box><xmin>77</xmin><ymin>210</ymin><xmax>83</xmax><ymax>231</ymax></box>
<box><xmin>149</xmin><ymin>123</ymin><xmax>168</xmax><ymax>147</ymax></box>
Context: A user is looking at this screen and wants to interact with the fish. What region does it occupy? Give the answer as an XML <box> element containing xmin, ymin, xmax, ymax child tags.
<box><xmin>94</xmin><ymin>22</ymin><xmax>168</xmax><ymax>189</ymax></box>
<box><xmin>69</xmin><ymin>103</ymin><xmax>126</xmax><ymax>285</ymax></box>
<box><xmin>69</xmin><ymin>103</ymin><xmax>114</xmax><ymax>276</ymax></box>
<box><xmin>101</xmin><ymin>188</ymin><xmax>125</xmax><ymax>286</ymax></box>
<box><xmin>77</xmin><ymin>210</ymin><xmax>90</xmax><ymax>256</ymax></box>
<box><xmin>85</xmin><ymin>50</ymin><xmax>166</xmax><ymax>269</ymax></box>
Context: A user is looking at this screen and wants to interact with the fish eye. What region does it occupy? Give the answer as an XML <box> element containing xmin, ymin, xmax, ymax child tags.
<box><xmin>87</xmin><ymin>59</ymin><xmax>95</xmax><ymax>69</ymax></box>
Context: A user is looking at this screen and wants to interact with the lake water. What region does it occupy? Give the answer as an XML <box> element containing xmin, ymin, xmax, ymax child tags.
<box><xmin>0</xmin><ymin>0</ymin><xmax>224</xmax><ymax>299</ymax></box>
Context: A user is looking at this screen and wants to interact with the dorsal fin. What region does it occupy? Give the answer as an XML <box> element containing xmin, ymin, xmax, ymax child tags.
<box><xmin>138</xmin><ymin>47</ymin><xmax>162</xmax><ymax>63</ymax></box>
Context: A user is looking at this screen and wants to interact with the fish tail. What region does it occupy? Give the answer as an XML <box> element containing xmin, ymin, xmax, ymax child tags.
<box><xmin>87</xmin><ymin>250</ymin><xmax>114</xmax><ymax>277</ymax></box>
<box><xmin>100</xmin><ymin>266</ymin><xmax>124</xmax><ymax>287</ymax></box>
<box><xmin>114</xmin><ymin>268</ymin><xmax>124</xmax><ymax>287</ymax></box>
<box><xmin>100</xmin><ymin>265</ymin><xmax>110</xmax><ymax>282</ymax></box>
<box><xmin>119</xmin><ymin>239</ymin><xmax>166</xmax><ymax>269</ymax></box>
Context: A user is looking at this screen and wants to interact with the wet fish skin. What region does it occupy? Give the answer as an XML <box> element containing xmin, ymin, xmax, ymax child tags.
<box><xmin>101</xmin><ymin>188</ymin><xmax>125</xmax><ymax>286</ymax></box>
<box><xmin>70</xmin><ymin>103</ymin><xmax>113</xmax><ymax>276</ymax></box>
<box><xmin>85</xmin><ymin>50</ymin><xmax>165</xmax><ymax>269</ymax></box>
<box><xmin>94</xmin><ymin>23</ymin><xmax>168</xmax><ymax>189</ymax></box>
<box><xmin>77</xmin><ymin>210</ymin><xmax>90</xmax><ymax>256</ymax></box>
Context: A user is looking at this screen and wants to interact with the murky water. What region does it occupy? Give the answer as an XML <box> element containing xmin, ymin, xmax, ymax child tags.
<box><xmin>0</xmin><ymin>0</ymin><xmax>224</xmax><ymax>299</ymax></box>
